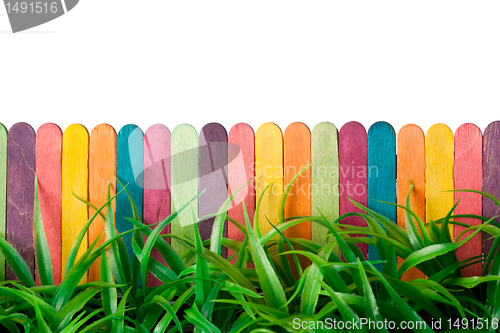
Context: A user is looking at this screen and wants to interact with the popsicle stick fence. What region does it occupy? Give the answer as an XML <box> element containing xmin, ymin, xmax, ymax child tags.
<box><xmin>0</xmin><ymin>121</ymin><xmax>498</xmax><ymax>287</ymax></box>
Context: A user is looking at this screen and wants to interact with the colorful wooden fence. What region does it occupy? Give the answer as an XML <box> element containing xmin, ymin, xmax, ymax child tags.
<box><xmin>0</xmin><ymin>121</ymin><xmax>494</xmax><ymax>286</ymax></box>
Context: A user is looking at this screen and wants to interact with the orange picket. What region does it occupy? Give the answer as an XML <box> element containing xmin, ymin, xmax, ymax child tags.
<box><xmin>397</xmin><ymin>124</ymin><xmax>426</xmax><ymax>280</ymax></box>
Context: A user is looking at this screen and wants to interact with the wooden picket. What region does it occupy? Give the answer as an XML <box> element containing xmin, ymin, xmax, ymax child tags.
<box><xmin>2</xmin><ymin>121</ymin><xmax>500</xmax><ymax>283</ymax></box>
<box><xmin>6</xmin><ymin>123</ymin><xmax>36</xmax><ymax>281</ymax></box>
<box><xmin>482</xmin><ymin>121</ymin><xmax>500</xmax><ymax>257</ymax></box>
<box><xmin>36</xmin><ymin>123</ymin><xmax>62</xmax><ymax>284</ymax></box>
<box><xmin>311</xmin><ymin>122</ymin><xmax>339</xmax><ymax>247</ymax></box>
<box><xmin>227</xmin><ymin>123</ymin><xmax>255</xmax><ymax>264</ymax></box>
<box><xmin>199</xmin><ymin>123</ymin><xmax>228</xmax><ymax>257</ymax></box>
<box><xmin>116</xmin><ymin>125</ymin><xmax>143</xmax><ymax>265</ymax></box>
<box><xmin>284</xmin><ymin>122</ymin><xmax>311</xmax><ymax>272</ymax></box>
<box><xmin>143</xmin><ymin>124</ymin><xmax>171</xmax><ymax>287</ymax></box>
<box><xmin>454</xmin><ymin>123</ymin><xmax>482</xmax><ymax>277</ymax></box>
<box><xmin>88</xmin><ymin>124</ymin><xmax>116</xmax><ymax>282</ymax></box>
<box><xmin>367</xmin><ymin>122</ymin><xmax>396</xmax><ymax>268</ymax></box>
<box><xmin>255</xmin><ymin>123</ymin><xmax>283</xmax><ymax>236</ymax></box>
<box><xmin>61</xmin><ymin>124</ymin><xmax>89</xmax><ymax>282</ymax></box>
<box><xmin>339</xmin><ymin>122</ymin><xmax>368</xmax><ymax>258</ymax></box>
<box><xmin>426</xmin><ymin>124</ymin><xmax>454</xmax><ymax>236</ymax></box>
<box><xmin>397</xmin><ymin>124</ymin><xmax>426</xmax><ymax>280</ymax></box>
<box><xmin>0</xmin><ymin>124</ymin><xmax>6</xmax><ymax>281</ymax></box>
<box><xmin>171</xmin><ymin>124</ymin><xmax>197</xmax><ymax>265</ymax></box>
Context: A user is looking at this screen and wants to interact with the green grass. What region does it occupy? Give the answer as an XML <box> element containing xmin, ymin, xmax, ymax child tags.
<box><xmin>0</xmin><ymin>173</ymin><xmax>499</xmax><ymax>332</ymax></box>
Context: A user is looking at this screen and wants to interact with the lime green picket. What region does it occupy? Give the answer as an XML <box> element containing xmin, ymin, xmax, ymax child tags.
<box><xmin>311</xmin><ymin>122</ymin><xmax>339</xmax><ymax>246</ymax></box>
<box><xmin>171</xmin><ymin>124</ymin><xmax>198</xmax><ymax>265</ymax></box>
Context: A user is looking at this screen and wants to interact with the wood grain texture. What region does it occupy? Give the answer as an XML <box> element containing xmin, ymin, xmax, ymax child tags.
<box><xmin>89</xmin><ymin>124</ymin><xmax>116</xmax><ymax>282</ymax></box>
<box><xmin>35</xmin><ymin>123</ymin><xmax>62</xmax><ymax>285</ymax></box>
<box><xmin>144</xmin><ymin>124</ymin><xmax>170</xmax><ymax>287</ymax></box>
<box><xmin>62</xmin><ymin>124</ymin><xmax>89</xmax><ymax>282</ymax></box>
<box><xmin>284</xmin><ymin>122</ymin><xmax>311</xmax><ymax>271</ymax></box>
<box><xmin>454</xmin><ymin>123</ymin><xmax>482</xmax><ymax>277</ymax></box>
<box><xmin>199</xmin><ymin>123</ymin><xmax>228</xmax><ymax>258</ymax></box>
<box><xmin>255</xmin><ymin>123</ymin><xmax>283</xmax><ymax>237</ymax></box>
<box><xmin>426</xmin><ymin>124</ymin><xmax>454</xmax><ymax>237</ymax></box>
<box><xmin>228</xmin><ymin>123</ymin><xmax>255</xmax><ymax>265</ymax></box>
<box><xmin>367</xmin><ymin>122</ymin><xmax>396</xmax><ymax>268</ymax></box>
<box><xmin>482</xmin><ymin>121</ymin><xmax>500</xmax><ymax>256</ymax></box>
<box><xmin>0</xmin><ymin>124</ymin><xmax>6</xmax><ymax>281</ymax></box>
<box><xmin>339</xmin><ymin>122</ymin><xmax>368</xmax><ymax>258</ymax></box>
<box><xmin>6</xmin><ymin>123</ymin><xmax>35</xmax><ymax>280</ymax></box>
<box><xmin>116</xmin><ymin>125</ymin><xmax>143</xmax><ymax>264</ymax></box>
<box><xmin>311</xmin><ymin>122</ymin><xmax>339</xmax><ymax>247</ymax></box>
<box><xmin>171</xmin><ymin>124</ymin><xmax>197</xmax><ymax>265</ymax></box>
<box><xmin>397</xmin><ymin>124</ymin><xmax>426</xmax><ymax>280</ymax></box>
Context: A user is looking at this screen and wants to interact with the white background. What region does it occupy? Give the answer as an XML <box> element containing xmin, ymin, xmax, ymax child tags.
<box><xmin>0</xmin><ymin>1</ymin><xmax>499</xmax><ymax>135</ymax></box>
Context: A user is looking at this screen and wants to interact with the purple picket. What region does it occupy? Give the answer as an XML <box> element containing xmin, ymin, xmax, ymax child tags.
<box><xmin>199</xmin><ymin>123</ymin><xmax>228</xmax><ymax>258</ymax></box>
<box><xmin>6</xmin><ymin>122</ymin><xmax>36</xmax><ymax>280</ymax></box>
<box><xmin>483</xmin><ymin>121</ymin><xmax>500</xmax><ymax>257</ymax></box>
<box><xmin>143</xmin><ymin>124</ymin><xmax>171</xmax><ymax>287</ymax></box>
<box><xmin>339</xmin><ymin>121</ymin><xmax>368</xmax><ymax>258</ymax></box>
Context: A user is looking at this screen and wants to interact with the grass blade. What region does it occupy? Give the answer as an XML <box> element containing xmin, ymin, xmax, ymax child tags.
<box><xmin>100</xmin><ymin>250</ymin><xmax>117</xmax><ymax>318</ymax></box>
<box><xmin>210</xmin><ymin>179</ymin><xmax>253</xmax><ymax>256</ymax></box>
<box><xmin>366</xmin><ymin>261</ymin><xmax>434</xmax><ymax>333</ymax></box>
<box><xmin>194</xmin><ymin>216</ymin><xmax>211</xmax><ymax>310</ymax></box>
<box><xmin>141</xmin><ymin>190</ymin><xmax>204</xmax><ymax>300</ymax></box>
<box><xmin>111</xmin><ymin>286</ymin><xmax>132</xmax><ymax>333</ymax></box>
<box><xmin>33</xmin><ymin>294</ymin><xmax>52</xmax><ymax>333</ymax></box>
<box><xmin>243</xmin><ymin>200</ymin><xmax>287</xmax><ymax>312</ymax></box>
<box><xmin>184</xmin><ymin>305</ymin><xmax>221</xmax><ymax>333</ymax></box>
<box><xmin>0</xmin><ymin>235</ymin><xmax>35</xmax><ymax>288</ymax></box>
<box><xmin>300</xmin><ymin>241</ymin><xmax>337</xmax><ymax>316</ymax></box>
<box><xmin>33</xmin><ymin>176</ymin><xmax>54</xmax><ymax>286</ymax></box>
<box><xmin>49</xmin><ymin>286</ymin><xmax>100</xmax><ymax>333</ymax></box>
<box><xmin>67</xmin><ymin>189</ymin><xmax>123</xmax><ymax>274</ymax></box>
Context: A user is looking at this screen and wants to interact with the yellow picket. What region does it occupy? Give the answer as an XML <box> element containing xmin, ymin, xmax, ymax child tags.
<box><xmin>62</xmin><ymin>124</ymin><xmax>89</xmax><ymax>282</ymax></box>
<box><xmin>255</xmin><ymin>123</ymin><xmax>283</xmax><ymax>236</ymax></box>
<box><xmin>426</xmin><ymin>124</ymin><xmax>454</xmax><ymax>236</ymax></box>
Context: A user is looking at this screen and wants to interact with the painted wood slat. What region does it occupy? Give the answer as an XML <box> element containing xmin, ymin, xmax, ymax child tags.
<box><xmin>116</xmin><ymin>125</ymin><xmax>144</xmax><ymax>264</ymax></box>
<box><xmin>397</xmin><ymin>124</ymin><xmax>426</xmax><ymax>280</ymax></box>
<box><xmin>284</xmin><ymin>122</ymin><xmax>311</xmax><ymax>271</ymax></box>
<box><xmin>199</xmin><ymin>123</ymin><xmax>228</xmax><ymax>258</ymax></box>
<box><xmin>454</xmin><ymin>123</ymin><xmax>482</xmax><ymax>277</ymax></box>
<box><xmin>89</xmin><ymin>124</ymin><xmax>116</xmax><ymax>282</ymax></box>
<box><xmin>6</xmin><ymin>123</ymin><xmax>36</xmax><ymax>280</ymax></box>
<box><xmin>482</xmin><ymin>121</ymin><xmax>500</xmax><ymax>257</ymax></box>
<box><xmin>228</xmin><ymin>123</ymin><xmax>255</xmax><ymax>265</ymax></box>
<box><xmin>367</xmin><ymin>122</ymin><xmax>396</xmax><ymax>268</ymax></box>
<box><xmin>311</xmin><ymin>122</ymin><xmax>339</xmax><ymax>247</ymax></box>
<box><xmin>0</xmin><ymin>124</ymin><xmax>7</xmax><ymax>281</ymax></box>
<box><xmin>35</xmin><ymin>123</ymin><xmax>62</xmax><ymax>285</ymax></box>
<box><xmin>426</xmin><ymin>124</ymin><xmax>454</xmax><ymax>236</ymax></box>
<box><xmin>339</xmin><ymin>122</ymin><xmax>368</xmax><ymax>258</ymax></box>
<box><xmin>62</xmin><ymin>124</ymin><xmax>89</xmax><ymax>282</ymax></box>
<box><xmin>144</xmin><ymin>124</ymin><xmax>170</xmax><ymax>287</ymax></box>
<box><xmin>171</xmin><ymin>124</ymin><xmax>198</xmax><ymax>265</ymax></box>
<box><xmin>255</xmin><ymin>123</ymin><xmax>283</xmax><ymax>237</ymax></box>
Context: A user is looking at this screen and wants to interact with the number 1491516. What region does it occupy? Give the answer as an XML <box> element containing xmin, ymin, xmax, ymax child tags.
<box><xmin>5</xmin><ymin>2</ymin><xmax>58</xmax><ymax>14</ymax></box>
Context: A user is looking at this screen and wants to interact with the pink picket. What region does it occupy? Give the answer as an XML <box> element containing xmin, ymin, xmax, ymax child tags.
<box><xmin>35</xmin><ymin>123</ymin><xmax>63</xmax><ymax>285</ymax></box>
<box><xmin>143</xmin><ymin>124</ymin><xmax>171</xmax><ymax>287</ymax></box>
<box><xmin>339</xmin><ymin>121</ymin><xmax>368</xmax><ymax>258</ymax></box>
